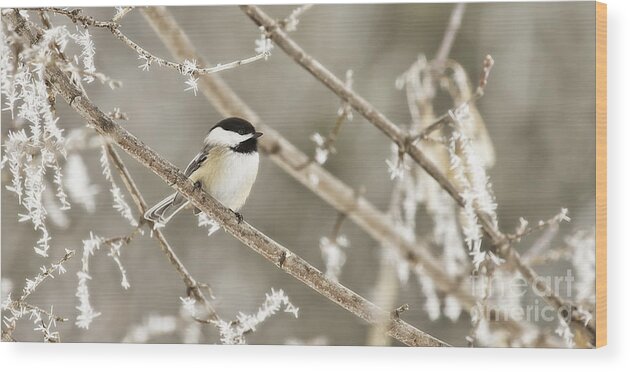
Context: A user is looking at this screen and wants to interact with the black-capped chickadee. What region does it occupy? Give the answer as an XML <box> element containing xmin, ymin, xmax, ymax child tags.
<box><xmin>145</xmin><ymin>117</ymin><xmax>262</xmax><ymax>226</ymax></box>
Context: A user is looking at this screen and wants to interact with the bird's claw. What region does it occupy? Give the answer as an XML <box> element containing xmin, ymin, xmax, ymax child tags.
<box><xmin>233</xmin><ymin>211</ymin><xmax>243</xmax><ymax>224</ymax></box>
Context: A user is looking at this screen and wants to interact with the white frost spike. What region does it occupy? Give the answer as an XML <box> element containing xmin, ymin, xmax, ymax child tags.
<box><xmin>197</xmin><ymin>213</ymin><xmax>221</xmax><ymax>236</ymax></box>
<box><xmin>254</xmin><ymin>28</ymin><xmax>273</xmax><ymax>58</ymax></box>
<box><xmin>100</xmin><ymin>146</ymin><xmax>137</xmax><ymax>226</ymax></box>
<box><xmin>108</xmin><ymin>241</ymin><xmax>130</xmax><ymax>290</ymax></box>
<box><xmin>75</xmin><ymin>232</ymin><xmax>103</xmax><ymax>329</ymax></box>
<box><xmin>71</xmin><ymin>28</ymin><xmax>96</xmax><ymax>83</ymax></box>
<box><xmin>184</xmin><ymin>76</ymin><xmax>199</xmax><ymax>96</ymax></box>
<box><xmin>217</xmin><ymin>288</ymin><xmax>298</xmax><ymax>345</ymax></box>
<box><xmin>448</xmin><ymin>130</ymin><xmax>498</xmax><ymax>267</ymax></box>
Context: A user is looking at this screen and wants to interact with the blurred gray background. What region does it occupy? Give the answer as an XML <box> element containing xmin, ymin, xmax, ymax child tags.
<box><xmin>1</xmin><ymin>2</ymin><xmax>595</xmax><ymax>345</ymax></box>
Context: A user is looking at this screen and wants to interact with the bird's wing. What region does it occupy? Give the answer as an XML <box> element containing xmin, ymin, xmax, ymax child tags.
<box><xmin>183</xmin><ymin>145</ymin><xmax>212</xmax><ymax>177</ymax></box>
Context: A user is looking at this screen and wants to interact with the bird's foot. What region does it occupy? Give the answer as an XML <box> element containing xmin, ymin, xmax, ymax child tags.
<box><xmin>232</xmin><ymin>210</ymin><xmax>243</xmax><ymax>224</ymax></box>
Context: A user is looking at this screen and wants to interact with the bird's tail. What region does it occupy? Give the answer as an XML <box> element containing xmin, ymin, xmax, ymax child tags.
<box><xmin>144</xmin><ymin>192</ymin><xmax>189</xmax><ymax>226</ymax></box>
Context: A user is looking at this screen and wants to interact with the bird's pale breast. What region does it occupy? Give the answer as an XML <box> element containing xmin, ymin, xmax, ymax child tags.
<box><xmin>189</xmin><ymin>147</ymin><xmax>259</xmax><ymax>211</ymax></box>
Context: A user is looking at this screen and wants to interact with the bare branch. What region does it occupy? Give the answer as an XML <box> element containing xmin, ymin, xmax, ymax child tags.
<box><xmin>434</xmin><ymin>3</ymin><xmax>466</xmax><ymax>67</ymax></box>
<box><xmin>140</xmin><ymin>6</ymin><xmax>475</xmax><ymax>308</ymax></box>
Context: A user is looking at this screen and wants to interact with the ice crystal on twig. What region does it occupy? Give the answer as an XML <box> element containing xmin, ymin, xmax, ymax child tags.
<box><xmin>255</xmin><ymin>27</ymin><xmax>273</xmax><ymax>58</ymax></box>
<box><xmin>281</xmin><ymin>4</ymin><xmax>314</xmax><ymax>32</ymax></box>
<box><xmin>2</xmin><ymin>251</ymin><xmax>74</xmax><ymax>342</ymax></box>
<box><xmin>100</xmin><ymin>146</ymin><xmax>137</xmax><ymax>226</ymax></box>
<box><xmin>75</xmin><ymin>232</ymin><xmax>103</xmax><ymax>329</ymax></box>
<box><xmin>71</xmin><ymin>28</ymin><xmax>96</xmax><ymax>83</ymax></box>
<box><xmin>217</xmin><ymin>288</ymin><xmax>298</xmax><ymax>344</ymax></box>
<box><xmin>197</xmin><ymin>213</ymin><xmax>221</xmax><ymax>236</ymax></box>
<box><xmin>448</xmin><ymin>129</ymin><xmax>498</xmax><ymax>268</ymax></box>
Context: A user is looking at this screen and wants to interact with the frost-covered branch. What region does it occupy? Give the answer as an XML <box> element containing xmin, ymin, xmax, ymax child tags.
<box><xmin>278</xmin><ymin>4</ymin><xmax>314</xmax><ymax>32</ymax></box>
<box><xmin>3</xmin><ymin>9</ymin><xmax>448</xmax><ymax>347</ymax></box>
<box><xmin>412</xmin><ymin>55</ymin><xmax>495</xmax><ymax>142</ymax></box>
<box><xmin>302</xmin><ymin>69</ymin><xmax>353</xmax><ymax>168</ymax></box>
<box><xmin>507</xmin><ymin>208</ymin><xmax>571</xmax><ymax>244</ymax></box>
<box><xmin>103</xmin><ymin>143</ymin><xmax>220</xmax><ymax>324</ymax></box>
<box><xmin>140</xmin><ymin>6</ymin><xmax>481</xmax><ymax>316</ymax></box>
<box><xmin>240</xmin><ymin>4</ymin><xmax>594</xmax><ymax>341</ymax></box>
<box><xmin>217</xmin><ymin>288</ymin><xmax>299</xmax><ymax>344</ymax></box>
<box><xmin>141</xmin><ymin>7</ymin><xmax>552</xmax><ymax>344</ymax></box>
<box><xmin>147</xmin><ymin>5</ymin><xmax>553</xmax><ymax>345</ymax></box>
<box><xmin>112</xmin><ymin>6</ymin><xmax>134</xmax><ymax>23</ymax></box>
<box><xmin>2</xmin><ymin>249</ymin><xmax>75</xmax><ymax>341</ymax></box>
<box><xmin>28</xmin><ymin>7</ymin><xmax>271</xmax><ymax>95</ymax></box>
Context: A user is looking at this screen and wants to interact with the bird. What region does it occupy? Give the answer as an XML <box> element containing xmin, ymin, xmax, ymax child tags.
<box><xmin>144</xmin><ymin>117</ymin><xmax>262</xmax><ymax>226</ymax></box>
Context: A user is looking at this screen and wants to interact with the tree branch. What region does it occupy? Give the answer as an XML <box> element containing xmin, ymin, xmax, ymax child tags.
<box><xmin>4</xmin><ymin>9</ymin><xmax>448</xmax><ymax>347</ymax></box>
<box><xmin>140</xmin><ymin>7</ymin><xmax>557</xmax><ymax>344</ymax></box>
<box><xmin>240</xmin><ymin>4</ymin><xmax>594</xmax><ymax>340</ymax></box>
<box><xmin>140</xmin><ymin>6</ymin><xmax>476</xmax><ymax>309</ymax></box>
<box><xmin>105</xmin><ymin>144</ymin><xmax>219</xmax><ymax>323</ymax></box>
<box><xmin>32</xmin><ymin>7</ymin><xmax>269</xmax><ymax>76</ymax></box>
<box><xmin>433</xmin><ymin>3</ymin><xmax>466</xmax><ymax>68</ymax></box>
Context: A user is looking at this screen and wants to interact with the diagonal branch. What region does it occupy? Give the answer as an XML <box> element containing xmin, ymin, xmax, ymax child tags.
<box><xmin>140</xmin><ymin>6</ymin><xmax>475</xmax><ymax>308</ymax></box>
<box><xmin>240</xmin><ymin>4</ymin><xmax>594</xmax><ymax>340</ymax></box>
<box><xmin>105</xmin><ymin>144</ymin><xmax>219</xmax><ymax>323</ymax></box>
<box><xmin>4</xmin><ymin>9</ymin><xmax>448</xmax><ymax>347</ymax></box>
<box><xmin>434</xmin><ymin>3</ymin><xmax>466</xmax><ymax>68</ymax></box>
<box><xmin>140</xmin><ymin>7</ymin><xmax>558</xmax><ymax>344</ymax></box>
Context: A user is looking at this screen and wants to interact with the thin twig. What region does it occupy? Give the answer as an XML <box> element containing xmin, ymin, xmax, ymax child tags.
<box><xmin>278</xmin><ymin>4</ymin><xmax>314</xmax><ymax>31</ymax></box>
<box><xmin>104</xmin><ymin>143</ymin><xmax>219</xmax><ymax>323</ymax></box>
<box><xmin>434</xmin><ymin>3</ymin><xmax>466</xmax><ymax>68</ymax></box>
<box><xmin>2</xmin><ymin>250</ymin><xmax>75</xmax><ymax>341</ymax></box>
<box><xmin>29</xmin><ymin>7</ymin><xmax>269</xmax><ymax>76</ymax></box>
<box><xmin>111</xmin><ymin>6</ymin><xmax>134</xmax><ymax>23</ymax></box>
<box><xmin>413</xmin><ymin>55</ymin><xmax>494</xmax><ymax>142</ymax></box>
<box><xmin>240</xmin><ymin>4</ymin><xmax>594</xmax><ymax>341</ymax></box>
<box><xmin>506</xmin><ymin>209</ymin><xmax>570</xmax><ymax>244</ymax></box>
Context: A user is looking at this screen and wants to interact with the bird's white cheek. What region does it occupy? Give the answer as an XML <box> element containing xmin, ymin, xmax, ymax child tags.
<box><xmin>205</xmin><ymin>127</ymin><xmax>251</xmax><ymax>147</ymax></box>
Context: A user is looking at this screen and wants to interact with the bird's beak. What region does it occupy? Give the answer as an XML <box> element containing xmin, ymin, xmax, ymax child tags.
<box><xmin>253</xmin><ymin>132</ymin><xmax>263</xmax><ymax>138</ymax></box>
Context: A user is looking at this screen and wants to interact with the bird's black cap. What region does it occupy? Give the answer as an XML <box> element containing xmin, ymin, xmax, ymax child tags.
<box><xmin>212</xmin><ymin>117</ymin><xmax>257</xmax><ymax>135</ymax></box>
